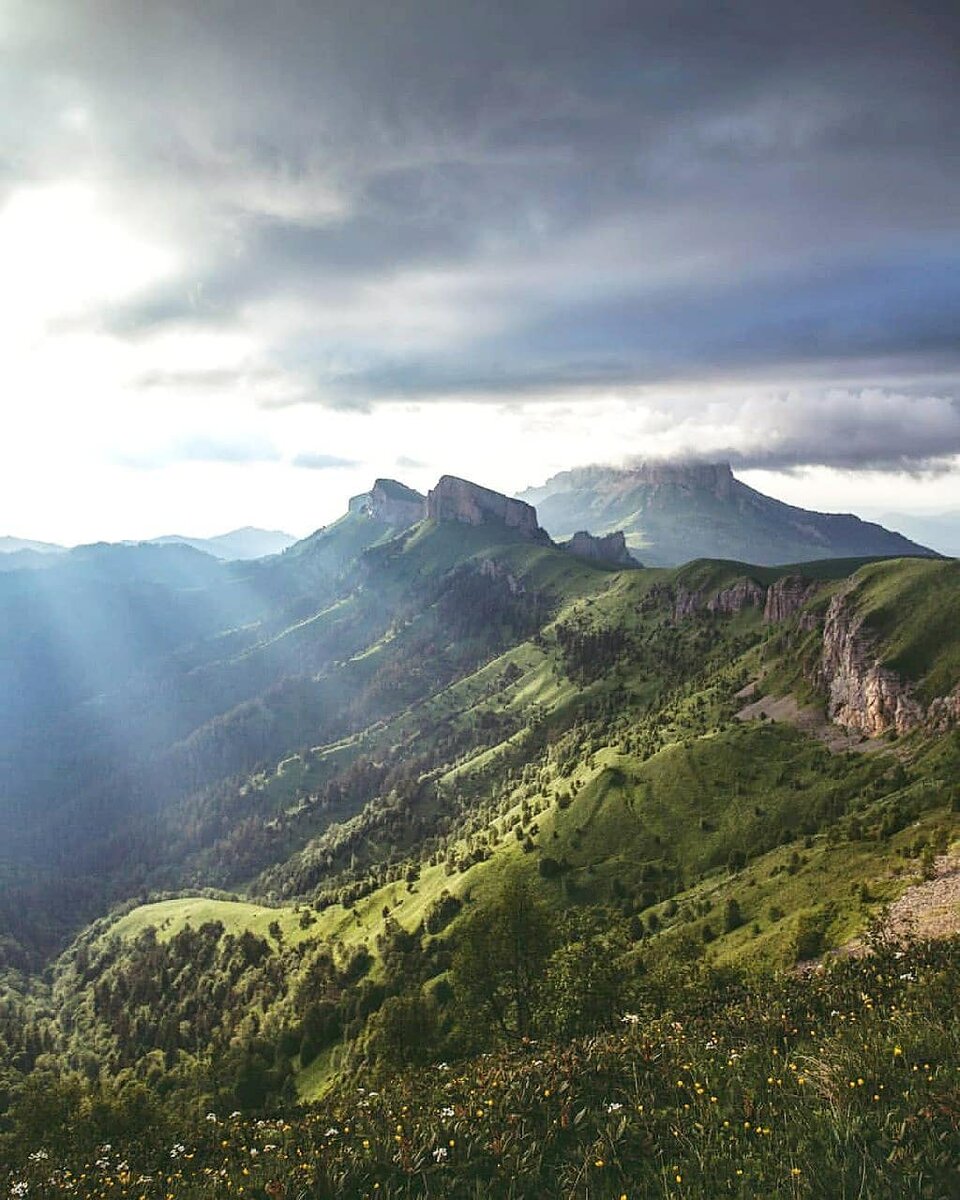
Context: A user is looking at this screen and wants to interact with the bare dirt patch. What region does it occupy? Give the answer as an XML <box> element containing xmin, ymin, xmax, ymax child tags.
<box><xmin>882</xmin><ymin>851</ymin><xmax>960</xmax><ymax>942</ymax></box>
<box><xmin>735</xmin><ymin>691</ymin><xmax>886</xmax><ymax>754</ymax></box>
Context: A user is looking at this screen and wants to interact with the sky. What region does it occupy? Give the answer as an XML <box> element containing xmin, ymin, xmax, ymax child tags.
<box><xmin>2</xmin><ymin>0</ymin><xmax>959</xmax><ymax>544</ymax></box>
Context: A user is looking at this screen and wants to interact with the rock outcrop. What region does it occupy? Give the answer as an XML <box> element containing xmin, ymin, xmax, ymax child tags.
<box><xmin>763</xmin><ymin>576</ymin><xmax>822</xmax><ymax>624</ymax></box>
<box><xmin>814</xmin><ymin>590</ymin><xmax>959</xmax><ymax>736</ymax></box>
<box><xmin>349</xmin><ymin>479</ymin><xmax>426</xmax><ymax>527</ymax></box>
<box><xmin>673</xmin><ymin>579</ymin><xmax>766</xmax><ymax>619</ymax></box>
<box><xmin>427</xmin><ymin>476</ymin><xmax>549</xmax><ymax>541</ymax></box>
<box><xmin>564</xmin><ymin>530</ymin><xmax>638</xmax><ymax>567</ymax></box>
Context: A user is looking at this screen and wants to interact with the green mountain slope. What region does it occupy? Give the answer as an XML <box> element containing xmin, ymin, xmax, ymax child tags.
<box><xmin>0</xmin><ymin>481</ymin><xmax>958</xmax><ymax>1190</ymax></box>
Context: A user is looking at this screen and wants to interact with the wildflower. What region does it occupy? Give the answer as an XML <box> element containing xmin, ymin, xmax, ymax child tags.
<box><xmin>10</xmin><ymin>1184</ymin><xmax>28</xmax><ymax>1198</ymax></box>
<box><xmin>439</xmin><ymin>1106</ymin><xmax>455</xmax><ymax>1118</ymax></box>
<box><xmin>432</xmin><ymin>1147</ymin><xmax>448</xmax><ymax>1163</ymax></box>
<box><xmin>205</xmin><ymin>1113</ymin><xmax>218</xmax><ymax>1124</ymax></box>
<box><xmin>606</xmin><ymin>1102</ymin><xmax>623</xmax><ymax>1113</ymax></box>
<box><xmin>621</xmin><ymin>1013</ymin><xmax>641</xmax><ymax>1026</ymax></box>
<box><xmin>27</xmin><ymin>1152</ymin><xmax>48</xmax><ymax>1164</ymax></box>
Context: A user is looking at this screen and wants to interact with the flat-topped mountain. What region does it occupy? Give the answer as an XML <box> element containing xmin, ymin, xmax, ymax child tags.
<box><xmin>427</xmin><ymin>475</ymin><xmax>550</xmax><ymax>541</ymax></box>
<box><xmin>348</xmin><ymin>478</ymin><xmax>427</xmax><ymax>526</ymax></box>
<box><xmin>519</xmin><ymin>460</ymin><xmax>937</xmax><ymax>567</ymax></box>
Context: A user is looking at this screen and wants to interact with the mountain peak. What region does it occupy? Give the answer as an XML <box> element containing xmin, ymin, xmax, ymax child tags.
<box><xmin>348</xmin><ymin>478</ymin><xmax>427</xmax><ymax>526</ymax></box>
<box><xmin>519</xmin><ymin>459</ymin><xmax>935</xmax><ymax>567</ymax></box>
<box><xmin>427</xmin><ymin>475</ymin><xmax>549</xmax><ymax>541</ymax></box>
<box><xmin>626</xmin><ymin>459</ymin><xmax>734</xmax><ymax>499</ymax></box>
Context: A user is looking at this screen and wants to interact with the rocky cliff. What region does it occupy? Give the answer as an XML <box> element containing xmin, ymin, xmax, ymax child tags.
<box><xmin>671</xmin><ymin>572</ymin><xmax>824</xmax><ymax>624</ymax></box>
<box><xmin>427</xmin><ymin>476</ymin><xmax>549</xmax><ymax>541</ymax></box>
<box><xmin>815</xmin><ymin>591</ymin><xmax>960</xmax><ymax>736</ymax></box>
<box><xmin>349</xmin><ymin>479</ymin><xmax>426</xmax><ymax>527</ymax></box>
<box><xmin>763</xmin><ymin>576</ymin><xmax>822</xmax><ymax>624</ymax></box>
<box><xmin>564</xmin><ymin>530</ymin><xmax>637</xmax><ymax>567</ymax></box>
<box><xmin>673</xmin><ymin>579</ymin><xmax>766</xmax><ymax>619</ymax></box>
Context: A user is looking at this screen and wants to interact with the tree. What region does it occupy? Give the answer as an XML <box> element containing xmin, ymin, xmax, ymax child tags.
<box><xmin>362</xmin><ymin>991</ymin><xmax>437</xmax><ymax>1075</ymax></box>
<box><xmin>540</xmin><ymin>935</ymin><xmax>625</xmax><ymax>1039</ymax></box>
<box><xmin>723</xmin><ymin>898</ymin><xmax>744</xmax><ymax>932</ymax></box>
<box><xmin>452</xmin><ymin>876</ymin><xmax>555</xmax><ymax>1042</ymax></box>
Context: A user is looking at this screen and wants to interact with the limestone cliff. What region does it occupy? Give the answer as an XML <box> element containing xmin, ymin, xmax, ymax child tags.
<box><xmin>349</xmin><ymin>479</ymin><xmax>426</xmax><ymax>527</ymax></box>
<box><xmin>673</xmin><ymin>579</ymin><xmax>766</xmax><ymax>619</ymax></box>
<box><xmin>814</xmin><ymin>591</ymin><xmax>959</xmax><ymax>736</ymax></box>
<box><xmin>564</xmin><ymin>530</ymin><xmax>638</xmax><ymax>567</ymax></box>
<box><xmin>427</xmin><ymin>476</ymin><xmax>549</xmax><ymax>541</ymax></box>
<box><xmin>763</xmin><ymin>576</ymin><xmax>822</xmax><ymax>624</ymax></box>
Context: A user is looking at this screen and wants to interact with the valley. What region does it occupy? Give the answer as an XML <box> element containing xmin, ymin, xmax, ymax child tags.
<box><xmin>0</xmin><ymin>475</ymin><xmax>957</xmax><ymax>1197</ymax></box>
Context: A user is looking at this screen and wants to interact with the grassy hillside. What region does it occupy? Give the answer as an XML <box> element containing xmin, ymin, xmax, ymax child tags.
<box><xmin>0</xmin><ymin>542</ymin><xmax>958</xmax><ymax>1191</ymax></box>
<box><xmin>840</xmin><ymin>557</ymin><xmax>960</xmax><ymax>699</ymax></box>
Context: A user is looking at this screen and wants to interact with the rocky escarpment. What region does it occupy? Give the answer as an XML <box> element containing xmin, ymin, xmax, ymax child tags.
<box><xmin>349</xmin><ymin>479</ymin><xmax>426</xmax><ymax>527</ymax></box>
<box><xmin>763</xmin><ymin>576</ymin><xmax>822</xmax><ymax>626</ymax></box>
<box><xmin>673</xmin><ymin>579</ymin><xmax>766</xmax><ymax>619</ymax></box>
<box><xmin>564</xmin><ymin>530</ymin><xmax>638</xmax><ymax>567</ymax></box>
<box><xmin>814</xmin><ymin>591</ymin><xmax>960</xmax><ymax>736</ymax></box>
<box><xmin>428</xmin><ymin>476</ymin><xmax>550</xmax><ymax>542</ymax></box>
<box><xmin>670</xmin><ymin>573</ymin><xmax>823</xmax><ymax>624</ymax></box>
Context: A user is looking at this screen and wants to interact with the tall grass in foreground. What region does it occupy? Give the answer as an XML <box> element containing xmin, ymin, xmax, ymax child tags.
<box><xmin>4</xmin><ymin>935</ymin><xmax>958</xmax><ymax>1198</ymax></box>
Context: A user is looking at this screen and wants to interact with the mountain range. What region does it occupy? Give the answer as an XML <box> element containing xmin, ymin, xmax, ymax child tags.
<box><xmin>0</xmin><ymin>470</ymin><xmax>957</xmax><ymax>1193</ymax></box>
<box><xmin>0</xmin><ymin>525</ymin><xmax>297</xmax><ymax>570</ymax></box>
<box><xmin>518</xmin><ymin>460</ymin><xmax>937</xmax><ymax>565</ymax></box>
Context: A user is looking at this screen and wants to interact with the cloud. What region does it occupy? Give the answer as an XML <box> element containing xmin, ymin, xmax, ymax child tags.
<box><xmin>4</xmin><ymin>0</ymin><xmax>960</xmax><ymax>484</ymax></box>
<box><xmin>395</xmin><ymin>455</ymin><xmax>427</xmax><ymax>469</ymax></box>
<box><xmin>610</xmin><ymin>387</ymin><xmax>960</xmax><ymax>473</ymax></box>
<box><xmin>291</xmin><ymin>452</ymin><xmax>360</xmax><ymax>470</ymax></box>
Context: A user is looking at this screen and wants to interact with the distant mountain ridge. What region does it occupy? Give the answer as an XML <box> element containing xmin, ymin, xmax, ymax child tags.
<box><xmin>146</xmin><ymin>525</ymin><xmax>297</xmax><ymax>560</ymax></box>
<box><xmin>0</xmin><ymin>535</ymin><xmax>64</xmax><ymax>555</ymax></box>
<box><xmin>519</xmin><ymin>460</ymin><xmax>937</xmax><ymax>567</ymax></box>
<box><xmin>0</xmin><ymin>527</ymin><xmax>297</xmax><ymax>567</ymax></box>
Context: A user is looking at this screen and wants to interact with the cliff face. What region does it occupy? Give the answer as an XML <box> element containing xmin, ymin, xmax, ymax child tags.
<box><xmin>671</xmin><ymin>563</ymin><xmax>959</xmax><ymax>739</ymax></box>
<box><xmin>565</xmin><ymin>530</ymin><xmax>637</xmax><ymax>567</ymax></box>
<box><xmin>673</xmin><ymin>579</ymin><xmax>766</xmax><ymax>619</ymax></box>
<box><xmin>349</xmin><ymin>479</ymin><xmax>426</xmax><ymax>527</ymax></box>
<box><xmin>763</xmin><ymin>576</ymin><xmax>822</xmax><ymax>624</ymax></box>
<box><xmin>814</xmin><ymin>592</ymin><xmax>959</xmax><ymax>736</ymax></box>
<box><xmin>427</xmin><ymin>476</ymin><xmax>548</xmax><ymax>541</ymax></box>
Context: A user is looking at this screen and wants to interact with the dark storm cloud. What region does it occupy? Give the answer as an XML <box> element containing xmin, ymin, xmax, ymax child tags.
<box><xmin>6</xmin><ymin>0</ymin><xmax>960</xmax><ymax>468</ymax></box>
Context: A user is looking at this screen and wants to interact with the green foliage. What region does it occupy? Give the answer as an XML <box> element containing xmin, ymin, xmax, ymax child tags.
<box><xmin>451</xmin><ymin>876</ymin><xmax>555</xmax><ymax>1043</ymax></box>
<box><xmin>361</xmin><ymin>992</ymin><xmax>439</xmax><ymax>1077</ymax></box>
<box><xmin>4</xmin><ymin>938</ymin><xmax>959</xmax><ymax>1198</ymax></box>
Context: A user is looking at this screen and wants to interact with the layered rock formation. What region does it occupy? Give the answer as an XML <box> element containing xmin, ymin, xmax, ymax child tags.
<box><xmin>670</xmin><ymin>565</ymin><xmax>958</xmax><ymax>739</ymax></box>
<box><xmin>815</xmin><ymin>591</ymin><xmax>959</xmax><ymax>736</ymax></box>
<box><xmin>564</xmin><ymin>530</ymin><xmax>638</xmax><ymax>567</ymax></box>
<box><xmin>763</xmin><ymin>576</ymin><xmax>822</xmax><ymax>624</ymax></box>
<box><xmin>427</xmin><ymin>476</ymin><xmax>549</xmax><ymax>541</ymax></box>
<box><xmin>349</xmin><ymin>479</ymin><xmax>426</xmax><ymax>527</ymax></box>
<box><xmin>673</xmin><ymin>579</ymin><xmax>766</xmax><ymax>619</ymax></box>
